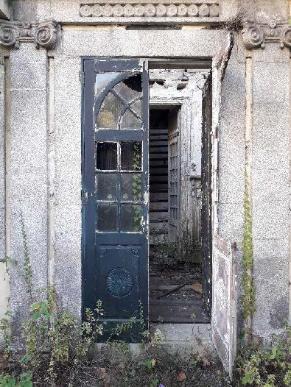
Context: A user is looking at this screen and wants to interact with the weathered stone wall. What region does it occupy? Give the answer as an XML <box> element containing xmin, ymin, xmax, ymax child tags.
<box><xmin>0</xmin><ymin>0</ymin><xmax>290</xmax><ymax>344</ymax></box>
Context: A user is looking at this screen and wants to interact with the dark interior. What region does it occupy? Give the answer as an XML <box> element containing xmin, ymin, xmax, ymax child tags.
<box><xmin>149</xmin><ymin>108</ymin><xmax>208</xmax><ymax>324</ymax></box>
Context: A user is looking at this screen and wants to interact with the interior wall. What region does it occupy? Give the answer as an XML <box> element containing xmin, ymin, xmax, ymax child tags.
<box><xmin>149</xmin><ymin>69</ymin><xmax>208</xmax><ymax>259</ymax></box>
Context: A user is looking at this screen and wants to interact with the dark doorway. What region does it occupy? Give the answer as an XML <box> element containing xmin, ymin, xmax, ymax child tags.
<box><xmin>149</xmin><ymin>107</ymin><xmax>209</xmax><ymax>324</ymax></box>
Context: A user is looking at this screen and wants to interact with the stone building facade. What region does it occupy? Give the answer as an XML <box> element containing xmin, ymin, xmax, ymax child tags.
<box><xmin>0</xmin><ymin>0</ymin><xmax>290</xmax><ymax>374</ymax></box>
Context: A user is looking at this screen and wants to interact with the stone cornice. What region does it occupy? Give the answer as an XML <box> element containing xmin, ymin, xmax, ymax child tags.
<box><xmin>79</xmin><ymin>0</ymin><xmax>220</xmax><ymax>20</ymax></box>
<box><xmin>242</xmin><ymin>21</ymin><xmax>291</xmax><ymax>50</ymax></box>
<box><xmin>0</xmin><ymin>20</ymin><xmax>59</xmax><ymax>49</ymax></box>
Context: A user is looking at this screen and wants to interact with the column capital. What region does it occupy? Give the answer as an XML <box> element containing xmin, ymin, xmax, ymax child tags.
<box><xmin>242</xmin><ymin>20</ymin><xmax>291</xmax><ymax>50</ymax></box>
<box><xmin>0</xmin><ymin>20</ymin><xmax>60</xmax><ymax>49</ymax></box>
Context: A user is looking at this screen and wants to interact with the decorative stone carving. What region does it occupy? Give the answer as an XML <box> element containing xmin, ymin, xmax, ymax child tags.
<box><xmin>281</xmin><ymin>27</ymin><xmax>291</xmax><ymax>49</ymax></box>
<box><xmin>242</xmin><ymin>24</ymin><xmax>265</xmax><ymax>49</ymax></box>
<box><xmin>242</xmin><ymin>21</ymin><xmax>291</xmax><ymax>50</ymax></box>
<box><xmin>0</xmin><ymin>20</ymin><xmax>59</xmax><ymax>49</ymax></box>
<box><xmin>0</xmin><ymin>24</ymin><xmax>18</xmax><ymax>47</ymax></box>
<box><xmin>34</xmin><ymin>21</ymin><xmax>58</xmax><ymax>49</ymax></box>
<box><xmin>79</xmin><ymin>1</ymin><xmax>220</xmax><ymax>19</ymax></box>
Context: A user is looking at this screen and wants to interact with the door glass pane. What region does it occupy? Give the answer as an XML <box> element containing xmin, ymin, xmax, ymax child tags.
<box><xmin>96</xmin><ymin>92</ymin><xmax>124</xmax><ymax>129</ymax></box>
<box><xmin>120</xmin><ymin>204</ymin><xmax>143</xmax><ymax>232</ymax></box>
<box><xmin>95</xmin><ymin>73</ymin><xmax>118</xmax><ymax>97</ymax></box>
<box><xmin>130</xmin><ymin>99</ymin><xmax>142</xmax><ymax>117</ymax></box>
<box><xmin>121</xmin><ymin>142</ymin><xmax>142</xmax><ymax>171</ymax></box>
<box><xmin>120</xmin><ymin>109</ymin><xmax>142</xmax><ymax>130</ymax></box>
<box><xmin>113</xmin><ymin>75</ymin><xmax>142</xmax><ymax>103</ymax></box>
<box><xmin>97</xmin><ymin>204</ymin><xmax>117</xmax><ymax>231</ymax></box>
<box><xmin>121</xmin><ymin>173</ymin><xmax>142</xmax><ymax>202</ymax></box>
<box><xmin>96</xmin><ymin>142</ymin><xmax>117</xmax><ymax>170</ymax></box>
<box><xmin>96</xmin><ymin>173</ymin><xmax>118</xmax><ymax>201</ymax></box>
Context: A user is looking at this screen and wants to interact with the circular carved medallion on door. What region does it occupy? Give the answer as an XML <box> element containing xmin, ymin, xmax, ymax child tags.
<box><xmin>106</xmin><ymin>268</ymin><xmax>134</xmax><ymax>298</ymax></box>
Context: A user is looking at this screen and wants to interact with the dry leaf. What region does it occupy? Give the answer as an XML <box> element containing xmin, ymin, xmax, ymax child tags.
<box><xmin>201</xmin><ymin>357</ymin><xmax>211</xmax><ymax>367</ymax></box>
<box><xmin>192</xmin><ymin>282</ymin><xmax>203</xmax><ymax>294</ymax></box>
<box><xmin>177</xmin><ymin>370</ymin><xmax>186</xmax><ymax>382</ymax></box>
<box><xmin>97</xmin><ymin>367</ymin><xmax>111</xmax><ymax>386</ymax></box>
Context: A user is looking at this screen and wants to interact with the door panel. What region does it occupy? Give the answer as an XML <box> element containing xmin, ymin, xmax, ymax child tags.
<box><xmin>82</xmin><ymin>59</ymin><xmax>149</xmax><ymax>340</ymax></box>
<box><xmin>211</xmin><ymin>39</ymin><xmax>237</xmax><ymax>377</ymax></box>
<box><xmin>212</xmin><ymin>235</ymin><xmax>237</xmax><ymax>379</ymax></box>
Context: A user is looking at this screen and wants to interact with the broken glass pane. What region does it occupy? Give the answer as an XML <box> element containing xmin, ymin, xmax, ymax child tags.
<box><xmin>96</xmin><ymin>142</ymin><xmax>117</xmax><ymax>170</ymax></box>
<box><xmin>113</xmin><ymin>75</ymin><xmax>142</xmax><ymax>103</ymax></box>
<box><xmin>120</xmin><ymin>204</ymin><xmax>143</xmax><ymax>232</ymax></box>
<box><xmin>121</xmin><ymin>142</ymin><xmax>142</xmax><ymax>171</ymax></box>
<box><xmin>96</xmin><ymin>173</ymin><xmax>118</xmax><ymax>201</ymax></box>
<box><xmin>97</xmin><ymin>92</ymin><xmax>124</xmax><ymax>129</ymax></box>
<box><xmin>97</xmin><ymin>204</ymin><xmax>117</xmax><ymax>231</ymax></box>
<box><xmin>121</xmin><ymin>173</ymin><xmax>142</xmax><ymax>202</ymax></box>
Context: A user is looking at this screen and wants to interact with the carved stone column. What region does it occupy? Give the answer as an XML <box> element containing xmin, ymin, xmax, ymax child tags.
<box><xmin>241</xmin><ymin>19</ymin><xmax>290</xmax><ymax>339</ymax></box>
<box><xmin>1</xmin><ymin>20</ymin><xmax>61</xmax><ymax>332</ymax></box>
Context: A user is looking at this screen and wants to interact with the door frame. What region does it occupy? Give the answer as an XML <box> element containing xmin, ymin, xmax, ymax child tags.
<box><xmin>81</xmin><ymin>56</ymin><xmax>214</xmax><ymax>330</ymax></box>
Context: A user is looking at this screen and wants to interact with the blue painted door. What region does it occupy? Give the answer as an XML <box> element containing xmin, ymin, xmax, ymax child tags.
<box><xmin>82</xmin><ymin>59</ymin><xmax>149</xmax><ymax>340</ymax></box>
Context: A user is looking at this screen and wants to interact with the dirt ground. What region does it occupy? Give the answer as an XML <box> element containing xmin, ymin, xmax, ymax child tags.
<box><xmin>73</xmin><ymin>344</ymin><xmax>232</xmax><ymax>387</ymax></box>
<box><xmin>0</xmin><ymin>345</ymin><xmax>232</xmax><ymax>387</ymax></box>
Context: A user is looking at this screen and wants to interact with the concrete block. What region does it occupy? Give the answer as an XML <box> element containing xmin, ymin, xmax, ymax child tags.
<box><xmin>54</xmin><ymin>204</ymin><xmax>82</xmax><ymax>316</ymax></box>
<box><xmin>10</xmin><ymin>45</ymin><xmax>47</xmax><ymax>90</ymax></box>
<box><xmin>253</xmin><ymin>108</ymin><xmax>289</xmax><ymax>168</ymax></box>
<box><xmin>9</xmin><ymin>90</ymin><xmax>47</xmax><ymax>175</ymax></box>
<box><xmin>253</xmin><ymin>256</ymin><xmax>289</xmax><ymax>338</ymax></box>
<box><xmin>218</xmin><ymin>203</ymin><xmax>244</xmax><ymax>243</ymax></box>
<box><xmin>253</xmin><ymin>199</ymin><xmax>288</xmax><ymax>240</ymax></box>
<box><xmin>150</xmin><ymin>323</ymin><xmax>214</xmax><ymax>355</ymax></box>
<box><xmin>253</xmin><ymin>238</ymin><xmax>289</xmax><ymax>261</ymax></box>
<box><xmin>253</xmin><ymin>61</ymin><xmax>289</xmax><ymax>106</ymax></box>
<box><xmin>253</xmin><ymin>168</ymin><xmax>289</xmax><ymax>206</ymax></box>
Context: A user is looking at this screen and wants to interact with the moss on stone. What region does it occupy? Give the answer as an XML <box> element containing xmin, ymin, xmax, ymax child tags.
<box><xmin>242</xmin><ymin>176</ymin><xmax>255</xmax><ymax>324</ymax></box>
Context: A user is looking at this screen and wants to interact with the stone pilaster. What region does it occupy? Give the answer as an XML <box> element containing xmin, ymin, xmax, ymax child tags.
<box><xmin>4</xmin><ymin>42</ymin><xmax>54</xmax><ymax>336</ymax></box>
<box><xmin>241</xmin><ymin>19</ymin><xmax>290</xmax><ymax>338</ymax></box>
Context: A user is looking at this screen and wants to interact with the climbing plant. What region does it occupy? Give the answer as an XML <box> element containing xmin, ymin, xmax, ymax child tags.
<box><xmin>242</xmin><ymin>169</ymin><xmax>255</xmax><ymax>341</ymax></box>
